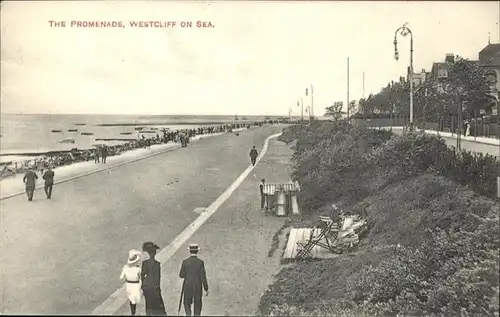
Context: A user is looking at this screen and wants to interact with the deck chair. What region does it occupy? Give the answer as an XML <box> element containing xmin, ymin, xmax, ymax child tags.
<box><xmin>296</xmin><ymin>229</ymin><xmax>316</xmax><ymax>259</ymax></box>
<box><xmin>296</xmin><ymin>219</ymin><xmax>336</xmax><ymax>259</ymax></box>
<box><xmin>310</xmin><ymin>216</ymin><xmax>344</xmax><ymax>254</ymax></box>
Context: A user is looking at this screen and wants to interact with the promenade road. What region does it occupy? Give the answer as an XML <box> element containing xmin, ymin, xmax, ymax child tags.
<box><xmin>0</xmin><ymin>125</ymin><xmax>284</xmax><ymax>315</ymax></box>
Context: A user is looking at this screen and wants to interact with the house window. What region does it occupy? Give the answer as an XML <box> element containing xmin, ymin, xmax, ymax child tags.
<box><xmin>485</xmin><ymin>70</ymin><xmax>497</xmax><ymax>92</ymax></box>
<box><xmin>438</xmin><ymin>68</ymin><xmax>448</xmax><ymax>79</ymax></box>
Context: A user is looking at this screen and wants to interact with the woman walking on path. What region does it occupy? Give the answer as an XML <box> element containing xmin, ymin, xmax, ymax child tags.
<box><xmin>141</xmin><ymin>241</ymin><xmax>167</xmax><ymax>316</ymax></box>
<box><xmin>120</xmin><ymin>250</ymin><xmax>143</xmax><ymax>316</ymax></box>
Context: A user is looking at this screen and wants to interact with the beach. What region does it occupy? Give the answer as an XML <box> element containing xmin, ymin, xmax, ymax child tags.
<box><xmin>0</xmin><ymin>113</ymin><xmax>271</xmax><ymax>154</ymax></box>
<box><xmin>0</xmin><ymin>128</ymin><xmax>245</xmax><ymax>199</ymax></box>
<box><xmin>0</xmin><ymin>114</ymin><xmax>285</xmax><ymax>183</ymax></box>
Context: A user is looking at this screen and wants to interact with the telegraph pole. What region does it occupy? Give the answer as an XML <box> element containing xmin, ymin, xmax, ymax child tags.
<box><xmin>311</xmin><ymin>84</ymin><xmax>314</xmax><ymax>119</ymax></box>
<box><xmin>362</xmin><ymin>72</ymin><xmax>365</xmax><ymax>99</ymax></box>
<box><xmin>347</xmin><ymin>57</ymin><xmax>350</xmax><ymax>121</ymax></box>
<box><xmin>301</xmin><ymin>98</ymin><xmax>304</xmax><ymax>122</ymax></box>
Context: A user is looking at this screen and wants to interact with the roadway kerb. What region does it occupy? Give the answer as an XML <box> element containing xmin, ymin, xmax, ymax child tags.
<box><xmin>0</xmin><ymin>129</ymin><xmax>249</xmax><ymax>201</ymax></box>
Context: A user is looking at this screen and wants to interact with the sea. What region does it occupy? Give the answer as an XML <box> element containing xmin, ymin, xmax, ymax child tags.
<box><xmin>0</xmin><ymin>114</ymin><xmax>270</xmax><ymax>161</ymax></box>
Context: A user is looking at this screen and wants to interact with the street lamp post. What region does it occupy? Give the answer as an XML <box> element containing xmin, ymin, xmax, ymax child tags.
<box><xmin>301</xmin><ymin>98</ymin><xmax>304</xmax><ymax>122</ymax></box>
<box><xmin>297</xmin><ymin>99</ymin><xmax>304</xmax><ymax>123</ymax></box>
<box><xmin>306</xmin><ymin>86</ymin><xmax>314</xmax><ymax>119</ymax></box>
<box><xmin>394</xmin><ymin>23</ymin><xmax>414</xmax><ymax>131</ymax></box>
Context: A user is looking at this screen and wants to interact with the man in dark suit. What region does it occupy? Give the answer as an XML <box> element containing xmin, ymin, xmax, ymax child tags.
<box><xmin>249</xmin><ymin>145</ymin><xmax>258</xmax><ymax>166</ymax></box>
<box><xmin>23</xmin><ymin>168</ymin><xmax>38</xmax><ymax>201</ymax></box>
<box><xmin>259</xmin><ymin>179</ymin><xmax>266</xmax><ymax>210</ymax></box>
<box><xmin>179</xmin><ymin>244</ymin><xmax>209</xmax><ymax>316</ymax></box>
<box><xmin>42</xmin><ymin>166</ymin><xmax>55</xmax><ymax>199</ymax></box>
<box><xmin>101</xmin><ymin>146</ymin><xmax>108</xmax><ymax>164</ymax></box>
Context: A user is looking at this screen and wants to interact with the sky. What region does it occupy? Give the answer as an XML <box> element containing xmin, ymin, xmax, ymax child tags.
<box><xmin>1</xmin><ymin>1</ymin><xmax>499</xmax><ymax>116</ymax></box>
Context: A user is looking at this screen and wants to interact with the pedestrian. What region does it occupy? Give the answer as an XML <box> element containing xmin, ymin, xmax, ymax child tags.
<box><xmin>94</xmin><ymin>147</ymin><xmax>100</xmax><ymax>164</ymax></box>
<box><xmin>23</xmin><ymin>167</ymin><xmax>38</xmax><ymax>201</ymax></box>
<box><xmin>249</xmin><ymin>145</ymin><xmax>258</xmax><ymax>166</ymax></box>
<box><xmin>179</xmin><ymin>244</ymin><xmax>209</xmax><ymax>316</ymax></box>
<box><xmin>120</xmin><ymin>250</ymin><xmax>143</xmax><ymax>316</ymax></box>
<box><xmin>260</xmin><ymin>179</ymin><xmax>266</xmax><ymax>210</ymax></box>
<box><xmin>101</xmin><ymin>146</ymin><xmax>108</xmax><ymax>164</ymax></box>
<box><xmin>42</xmin><ymin>165</ymin><xmax>55</xmax><ymax>199</ymax></box>
<box><xmin>141</xmin><ymin>241</ymin><xmax>167</xmax><ymax>316</ymax></box>
<box><xmin>463</xmin><ymin>120</ymin><xmax>469</xmax><ymax>136</ymax></box>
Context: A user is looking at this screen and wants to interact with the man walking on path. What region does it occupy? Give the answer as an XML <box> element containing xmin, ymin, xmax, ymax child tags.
<box><xmin>23</xmin><ymin>168</ymin><xmax>38</xmax><ymax>201</ymax></box>
<box><xmin>94</xmin><ymin>147</ymin><xmax>100</xmax><ymax>164</ymax></box>
<box><xmin>179</xmin><ymin>244</ymin><xmax>209</xmax><ymax>316</ymax></box>
<box><xmin>101</xmin><ymin>146</ymin><xmax>108</xmax><ymax>164</ymax></box>
<box><xmin>259</xmin><ymin>179</ymin><xmax>266</xmax><ymax>210</ymax></box>
<box><xmin>42</xmin><ymin>166</ymin><xmax>55</xmax><ymax>199</ymax></box>
<box><xmin>249</xmin><ymin>145</ymin><xmax>258</xmax><ymax>166</ymax></box>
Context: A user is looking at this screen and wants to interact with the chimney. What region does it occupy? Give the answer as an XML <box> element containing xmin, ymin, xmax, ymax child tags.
<box><xmin>421</xmin><ymin>68</ymin><xmax>425</xmax><ymax>73</ymax></box>
<box><xmin>445</xmin><ymin>54</ymin><xmax>455</xmax><ymax>63</ymax></box>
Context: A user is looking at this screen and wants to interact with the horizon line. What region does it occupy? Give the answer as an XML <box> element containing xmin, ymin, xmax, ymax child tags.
<box><xmin>0</xmin><ymin>112</ymin><xmax>298</xmax><ymax>117</ymax></box>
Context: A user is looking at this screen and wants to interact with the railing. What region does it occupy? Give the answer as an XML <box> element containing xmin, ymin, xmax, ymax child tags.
<box><xmin>351</xmin><ymin>118</ymin><xmax>499</xmax><ymax>139</ymax></box>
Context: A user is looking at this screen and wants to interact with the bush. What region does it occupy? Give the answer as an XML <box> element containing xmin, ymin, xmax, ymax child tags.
<box><xmin>263</xmin><ymin>122</ymin><xmax>500</xmax><ymax>317</ymax></box>
<box><xmin>352</xmin><ymin>225</ymin><xmax>499</xmax><ymax>316</ymax></box>
<box><xmin>282</xmin><ymin>123</ymin><xmax>393</xmax><ymax>211</ymax></box>
<box><xmin>280</xmin><ymin>123</ymin><xmax>499</xmax><ymax>201</ymax></box>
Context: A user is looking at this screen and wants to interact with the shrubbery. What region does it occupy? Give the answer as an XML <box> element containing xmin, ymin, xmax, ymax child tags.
<box><xmin>288</xmin><ymin>122</ymin><xmax>499</xmax><ymax>209</ymax></box>
<box><xmin>352</xmin><ymin>226</ymin><xmax>499</xmax><ymax>316</ymax></box>
<box><xmin>259</xmin><ymin>121</ymin><xmax>500</xmax><ymax>317</ymax></box>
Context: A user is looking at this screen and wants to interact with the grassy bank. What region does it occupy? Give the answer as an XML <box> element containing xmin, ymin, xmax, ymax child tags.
<box><xmin>259</xmin><ymin>121</ymin><xmax>500</xmax><ymax>317</ymax></box>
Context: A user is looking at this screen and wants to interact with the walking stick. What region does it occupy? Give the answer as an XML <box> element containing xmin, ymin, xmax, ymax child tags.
<box><xmin>177</xmin><ymin>282</ymin><xmax>185</xmax><ymax>316</ymax></box>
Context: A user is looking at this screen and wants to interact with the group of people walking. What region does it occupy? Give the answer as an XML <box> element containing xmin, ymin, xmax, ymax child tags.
<box><xmin>121</xmin><ymin>242</ymin><xmax>209</xmax><ymax>316</ymax></box>
<box><xmin>94</xmin><ymin>145</ymin><xmax>109</xmax><ymax>164</ymax></box>
<box><xmin>22</xmin><ymin>166</ymin><xmax>55</xmax><ymax>201</ymax></box>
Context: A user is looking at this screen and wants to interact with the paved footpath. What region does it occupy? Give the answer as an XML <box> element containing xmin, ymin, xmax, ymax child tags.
<box><xmin>114</xmin><ymin>137</ymin><xmax>292</xmax><ymax>316</ymax></box>
<box><xmin>0</xmin><ymin>125</ymin><xmax>287</xmax><ymax>315</ymax></box>
<box><xmin>387</xmin><ymin>127</ymin><xmax>499</xmax><ymax>157</ymax></box>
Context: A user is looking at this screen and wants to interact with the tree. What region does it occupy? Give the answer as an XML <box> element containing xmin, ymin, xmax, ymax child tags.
<box><xmin>357</xmin><ymin>80</ymin><xmax>410</xmax><ymax>118</ymax></box>
<box><xmin>348</xmin><ymin>100</ymin><xmax>357</xmax><ymax>116</ymax></box>
<box><xmin>324</xmin><ymin>101</ymin><xmax>345</xmax><ymax>121</ymax></box>
<box><xmin>417</xmin><ymin>57</ymin><xmax>493</xmax><ymax>121</ymax></box>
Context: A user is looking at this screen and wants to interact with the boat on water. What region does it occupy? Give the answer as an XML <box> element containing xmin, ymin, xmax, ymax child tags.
<box><xmin>120</xmin><ymin>132</ymin><xmax>133</xmax><ymax>135</ymax></box>
<box><xmin>68</xmin><ymin>129</ymin><xmax>78</xmax><ymax>132</ymax></box>
<box><xmin>134</xmin><ymin>127</ymin><xmax>144</xmax><ymax>131</ymax></box>
<box><xmin>59</xmin><ymin>138</ymin><xmax>76</xmax><ymax>144</ymax></box>
<box><xmin>74</xmin><ymin>123</ymin><xmax>86</xmax><ymax>126</ymax></box>
<box><xmin>81</xmin><ymin>132</ymin><xmax>94</xmax><ymax>136</ymax></box>
<box><xmin>51</xmin><ymin>130</ymin><xmax>62</xmax><ymax>133</ymax></box>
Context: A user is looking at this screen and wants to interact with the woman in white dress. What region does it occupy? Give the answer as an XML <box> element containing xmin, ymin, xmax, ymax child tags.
<box><xmin>120</xmin><ymin>250</ymin><xmax>143</xmax><ymax>315</ymax></box>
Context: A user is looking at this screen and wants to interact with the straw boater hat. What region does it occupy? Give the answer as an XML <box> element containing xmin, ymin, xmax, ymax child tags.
<box><xmin>188</xmin><ymin>244</ymin><xmax>199</xmax><ymax>253</ymax></box>
<box><xmin>127</xmin><ymin>249</ymin><xmax>141</xmax><ymax>266</ymax></box>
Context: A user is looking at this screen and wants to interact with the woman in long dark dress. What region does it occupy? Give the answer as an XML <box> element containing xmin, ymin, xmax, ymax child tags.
<box><xmin>141</xmin><ymin>241</ymin><xmax>167</xmax><ymax>316</ymax></box>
